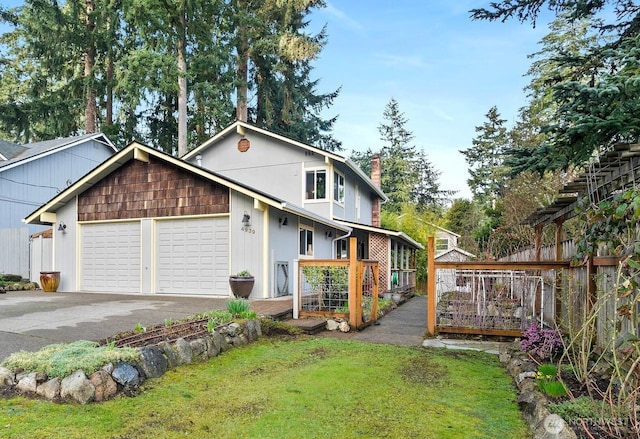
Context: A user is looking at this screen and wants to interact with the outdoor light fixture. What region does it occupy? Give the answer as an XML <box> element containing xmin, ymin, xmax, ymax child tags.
<box><xmin>242</xmin><ymin>212</ymin><xmax>251</xmax><ymax>227</ymax></box>
<box><xmin>58</xmin><ymin>221</ymin><xmax>67</xmax><ymax>233</ymax></box>
<box><xmin>279</xmin><ymin>216</ymin><xmax>288</xmax><ymax>227</ymax></box>
<box><xmin>325</xmin><ymin>231</ymin><xmax>333</xmax><ymax>238</ymax></box>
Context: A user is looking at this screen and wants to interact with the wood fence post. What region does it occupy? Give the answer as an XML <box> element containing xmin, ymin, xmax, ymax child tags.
<box><xmin>349</xmin><ymin>237</ymin><xmax>358</xmax><ymax>329</ymax></box>
<box><xmin>427</xmin><ymin>236</ymin><xmax>435</xmax><ymax>336</ymax></box>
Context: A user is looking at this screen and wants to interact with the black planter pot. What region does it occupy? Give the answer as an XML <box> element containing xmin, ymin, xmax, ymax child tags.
<box><xmin>229</xmin><ymin>276</ymin><xmax>254</xmax><ymax>298</ymax></box>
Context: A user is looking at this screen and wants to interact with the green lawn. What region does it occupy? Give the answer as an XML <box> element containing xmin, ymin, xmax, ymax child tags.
<box><xmin>0</xmin><ymin>337</ymin><xmax>530</xmax><ymax>439</ymax></box>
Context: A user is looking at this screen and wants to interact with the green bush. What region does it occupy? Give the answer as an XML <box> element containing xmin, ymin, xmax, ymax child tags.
<box><xmin>227</xmin><ymin>298</ymin><xmax>256</xmax><ymax>318</ymax></box>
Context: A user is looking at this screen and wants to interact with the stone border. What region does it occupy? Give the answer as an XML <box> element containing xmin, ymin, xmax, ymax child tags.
<box><xmin>0</xmin><ymin>319</ymin><xmax>261</xmax><ymax>404</ymax></box>
<box><xmin>499</xmin><ymin>345</ymin><xmax>577</xmax><ymax>439</ymax></box>
<box><xmin>0</xmin><ymin>282</ymin><xmax>39</xmax><ymax>293</ymax></box>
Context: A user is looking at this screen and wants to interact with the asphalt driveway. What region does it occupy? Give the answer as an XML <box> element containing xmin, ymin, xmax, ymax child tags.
<box><xmin>0</xmin><ymin>290</ymin><xmax>230</xmax><ymax>362</ymax></box>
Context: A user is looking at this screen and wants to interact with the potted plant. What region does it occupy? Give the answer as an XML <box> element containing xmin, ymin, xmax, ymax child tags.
<box><xmin>229</xmin><ymin>270</ymin><xmax>254</xmax><ymax>298</ymax></box>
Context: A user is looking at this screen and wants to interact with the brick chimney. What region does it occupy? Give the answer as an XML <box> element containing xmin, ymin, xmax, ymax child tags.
<box><xmin>371</xmin><ymin>153</ymin><xmax>381</xmax><ymax>227</ymax></box>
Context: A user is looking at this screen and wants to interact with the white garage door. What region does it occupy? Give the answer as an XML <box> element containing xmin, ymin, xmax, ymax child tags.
<box><xmin>156</xmin><ymin>217</ymin><xmax>229</xmax><ymax>295</ymax></box>
<box><xmin>81</xmin><ymin>221</ymin><xmax>141</xmax><ymax>293</ymax></box>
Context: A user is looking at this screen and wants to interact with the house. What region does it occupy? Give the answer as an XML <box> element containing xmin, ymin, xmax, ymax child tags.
<box><xmin>183</xmin><ymin>121</ymin><xmax>422</xmax><ymax>292</ymax></box>
<box><xmin>0</xmin><ymin>133</ymin><xmax>117</xmax><ymax>279</ymax></box>
<box><xmin>433</xmin><ymin>224</ymin><xmax>475</xmax><ymax>294</ymax></box>
<box><xmin>24</xmin><ymin>122</ymin><xmax>422</xmax><ymax>298</ymax></box>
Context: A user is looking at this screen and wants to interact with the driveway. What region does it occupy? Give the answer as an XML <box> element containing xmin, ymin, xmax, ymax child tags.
<box><xmin>0</xmin><ymin>290</ymin><xmax>230</xmax><ymax>362</ymax></box>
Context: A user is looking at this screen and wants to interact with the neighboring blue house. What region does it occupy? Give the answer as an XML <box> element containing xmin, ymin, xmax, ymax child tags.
<box><xmin>0</xmin><ymin>133</ymin><xmax>117</xmax><ymax>279</ymax></box>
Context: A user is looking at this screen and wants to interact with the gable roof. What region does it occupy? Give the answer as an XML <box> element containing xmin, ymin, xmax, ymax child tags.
<box><xmin>0</xmin><ymin>133</ymin><xmax>116</xmax><ymax>173</ymax></box>
<box><xmin>183</xmin><ymin>120</ymin><xmax>388</xmax><ymax>201</ymax></box>
<box><xmin>435</xmin><ymin>247</ymin><xmax>476</xmax><ymax>260</ymax></box>
<box><xmin>0</xmin><ymin>140</ymin><xmax>27</xmax><ymax>161</ymax></box>
<box><xmin>23</xmin><ymin>141</ymin><xmax>351</xmax><ymax>234</ymax></box>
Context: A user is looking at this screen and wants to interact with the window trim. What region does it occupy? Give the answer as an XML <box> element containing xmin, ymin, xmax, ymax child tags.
<box><xmin>304</xmin><ymin>168</ymin><xmax>327</xmax><ymax>201</ymax></box>
<box><xmin>333</xmin><ymin>170</ymin><xmax>345</xmax><ymax>205</ymax></box>
<box><xmin>299</xmin><ymin>225</ymin><xmax>314</xmax><ymax>258</ymax></box>
<box><xmin>436</xmin><ymin>238</ymin><xmax>449</xmax><ymax>252</ymax></box>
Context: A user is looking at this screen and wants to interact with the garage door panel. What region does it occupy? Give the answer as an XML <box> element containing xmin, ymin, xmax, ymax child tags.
<box><xmin>81</xmin><ymin>222</ymin><xmax>141</xmax><ymax>293</ymax></box>
<box><xmin>156</xmin><ymin>217</ymin><xmax>228</xmax><ymax>295</ymax></box>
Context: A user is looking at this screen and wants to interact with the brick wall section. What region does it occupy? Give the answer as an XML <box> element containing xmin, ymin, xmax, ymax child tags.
<box><xmin>78</xmin><ymin>157</ymin><xmax>229</xmax><ymax>221</ymax></box>
<box><xmin>370</xmin><ymin>154</ymin><xmax>381</xmax><ymax>227</ymax></box>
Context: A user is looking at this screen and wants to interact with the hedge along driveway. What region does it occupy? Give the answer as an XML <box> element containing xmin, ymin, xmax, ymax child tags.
<box><xmin>0</xmin><ymin>337</ymin><xmax>530</xmax><ymax>439</ymax></box>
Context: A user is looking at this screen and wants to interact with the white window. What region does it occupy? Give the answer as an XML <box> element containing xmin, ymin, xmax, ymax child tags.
<box><xmin>436</xmin><ymin>238</ymin><xmax>449</xmax><ymax>252</ymax></box>
<box><xmin>305</xmin><ymin>169</ymin><xmax>326</xmax><ymax>200</ymax></box>
<box><xmin>299</xmin><ymin>226</ymin><xmax>314</xmax><ymax>256</ymax></box>
<box><xmin>333</xmin><ymin>171</ymin><xmax>345</xmax><ymax>204</ymax></box>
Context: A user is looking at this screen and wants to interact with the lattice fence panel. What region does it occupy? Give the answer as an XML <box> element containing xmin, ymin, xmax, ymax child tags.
<box><xmin>369</xmin><ymin>233</ymin><xmax>389</xmax><ymax>290</ymax></box>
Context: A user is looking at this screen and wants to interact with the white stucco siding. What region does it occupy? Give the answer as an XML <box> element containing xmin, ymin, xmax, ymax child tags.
<box><xmin>80</xmin><ymin>221</ymin><xmax>141</xmax><ymax>293</ymax></box>
<box><xmin>155</xmin><ymin>217</ymin><xmax>229</xmax><ymax>295</ymax></box>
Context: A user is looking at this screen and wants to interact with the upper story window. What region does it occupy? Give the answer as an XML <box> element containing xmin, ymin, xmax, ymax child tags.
<box><xmin>333</xmin><ymin>171</ymin><xmax>345</xmax><ymax>204</ymax></box>
<box><xmin>436</xmin><ymin>238</ymin><xmax>449</xmax><ymax>252</ymax></box>
<box><xmin>305</xmin><ymin>169</ymin><xmax>326</xmax><ymax>200</ymax></box>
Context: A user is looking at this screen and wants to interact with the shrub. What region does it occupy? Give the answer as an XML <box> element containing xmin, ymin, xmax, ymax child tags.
<box><xmin>227</xmin><ymin>298</ymin><xmax>256</xmax><ymax>318</ymax></box>
<box><xmin>519</xmin><ymin>322</ymin><xmax>563</xmax><ymax>361</ymax></box>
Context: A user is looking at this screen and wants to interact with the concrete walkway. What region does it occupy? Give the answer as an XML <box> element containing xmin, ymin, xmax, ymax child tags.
<box><xmin>349</xmin><ymin>295</ymin><xmax>428</xmax><ymax>346</ymax></box>
<box><xmin>332</xmin><ymin>295</ymin><xmax>510</xmax><ymax>355</ymax></box>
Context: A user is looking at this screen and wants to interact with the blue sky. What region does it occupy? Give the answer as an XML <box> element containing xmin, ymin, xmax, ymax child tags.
<box><xmin>310</xmin><ymin>1</ymin><xmax>553</xmax><ymax>199</ymax></box>
<box><xmin>1</xmin><ymin>0</ymin><xmax>553</xmax><ymax>199</ymax></box>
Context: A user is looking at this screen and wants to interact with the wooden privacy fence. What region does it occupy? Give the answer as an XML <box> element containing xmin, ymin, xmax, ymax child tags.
<box><xmin>294</xmin><ymin>237</ymin><xmax>379</xmax><ymax>330</ymax></box>
<box><xmin>427</xmin><ymin>237</ymin><xmax>570</xmax><ymax>337</ymax></box>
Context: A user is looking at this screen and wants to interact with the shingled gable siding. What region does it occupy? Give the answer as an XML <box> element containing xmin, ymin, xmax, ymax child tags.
<box><xmin>78</xmin><ymin>157</ymin><xmax>229</xmax><ymax>221</ymax></box>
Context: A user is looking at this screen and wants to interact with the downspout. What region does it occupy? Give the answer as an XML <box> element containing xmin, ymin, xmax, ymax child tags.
<box><xmin>332</xmin><ymin>228</ymin><xmax>352</xmax><ymax>259</ymax></box>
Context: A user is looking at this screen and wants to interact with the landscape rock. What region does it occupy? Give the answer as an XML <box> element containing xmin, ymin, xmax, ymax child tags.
<box><xmin>61</xmin><ymin>370</ymin><xmax>95</xmax><ymax>404</ymax></box>
<box><xmin>189</xmin><ymin>338</ymin><xmax>207</xmax><ymax>361</ymax></box>
<box><xmin>0</xmin><ymin>367</ymin><xmax>14</xmax><ymax>386</ymax></box>
<box><xmin>36</xmin><ymin>377</ymin><xmax>60</xmax><ymax>400</ymax></box>
<box><xmin>516</xmin><ymin>371</ymin><xmax>537</xmax><ymax>385</ymax></box>
<box><xmin>16</xmin><ymin>373</ymin><xmax>37</xmax><ymax>393</ymax></box>
<box><xmin>138</xmin><ymin>345</ymin><xmax>168</xmax><ymax>378</ymax></box>
<box><xmin>326</xmin><ymin>319</ymin><xmax>340</xmax><ymax>331</ymax></box>
<box><xmin>175</xmin><ymin>338</ymin><xmax>193</xmax><ymax>364</ymax></box>
<box><xmin>210</xmin><ymin>330</ymin><xmax>225</xmax><ymax>353</ymax></box>
<box><xmin>246</xmin><ymin>319</ymin><xmax>259</xmax><ymax>341</ymax></box>
<box><xmin>158</xmin><ymin>341</ymin><xmax>181</xmax><ymax>368</ymax></box>
<box><xmin>204</xmin><ymin>335</ymin><xmax>220</xmax><ymax>358</ymax></box>
<box><xmin>222</xmin><ymin>322</ymin><xmax>241</xmax><ymax>337</ymax></box>
<box><xmin>112</xmin><ymin>362</ymin><xmax>140</xmax><ymax>387</ymax></box>
<box><xmin>89</xmin><ymin>370</ymin><xmax>117</xmax><ymax>402</ymax></box>
<box><xmin>339</xmin><ymin>321</ymin><xmax>351</xmax><ymax>333</ymax></box>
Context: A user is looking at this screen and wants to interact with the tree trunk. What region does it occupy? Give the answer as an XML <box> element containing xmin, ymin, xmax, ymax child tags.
<box><xmin>84</xmin><ymin>0</ymin><xmax>97</xmax><ymax>133</ymax></box>
<box><xmin>177</xmin><ymin>9</ymin><xmax>188</xmax><ymax>157</ymax></box>
<box><xmin>236</xmin><ymin>49</ymin><xmax>248</xmax><ymax>122</ymax></box>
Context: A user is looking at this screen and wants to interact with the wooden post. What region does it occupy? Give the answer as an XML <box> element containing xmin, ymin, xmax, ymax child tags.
<box><xmin>349</xmin><ymin>237</ymin><xmax>358</xmax><ymax>329</ymax></box>
<box><xmin>427</xmin><ymin>236</ymin><xmax>436</xmax><ymax>336</ymax></box>
<box><xmin>554</xmin><ymin>218</ymin><xmax>564</xmax><ymax>320</ymax></box>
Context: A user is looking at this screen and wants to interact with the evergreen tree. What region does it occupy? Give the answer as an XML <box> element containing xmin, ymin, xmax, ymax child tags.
<box><xmin>472</xmin><ymin>1</ymin><xmax>640</xmax><ymax>172</ymax></box>
<box><xmin>0</xmin><ymin>0</ymin><xmax>337</xmax><ymax>154</ymax></box>
<box><xmin>460</xmin><ymin>106</ymin><xmax>510</xmax><ymax>207</ymax></box>
<box><xmin>378</xmin><ymin>98</ymin><xmax>419</xmax><ymax>211</ymax></box>
<box><xmin>351</xmin><ymin>98</ymin><xmax>452</xmax><ymax>212</ymax></box>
